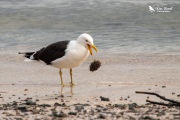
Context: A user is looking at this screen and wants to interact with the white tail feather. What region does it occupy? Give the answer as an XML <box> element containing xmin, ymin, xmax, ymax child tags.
<box><xmin>24</xmin><ymin>58</ymin><xmax>36</xmax><ymax>62</ymax></box>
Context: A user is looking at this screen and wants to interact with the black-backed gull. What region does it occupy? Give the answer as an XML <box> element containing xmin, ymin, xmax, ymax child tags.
<box><xmin>19</xmin><ymin>33</ymin><xmax>98</xmax><ymax>86</ymax></box>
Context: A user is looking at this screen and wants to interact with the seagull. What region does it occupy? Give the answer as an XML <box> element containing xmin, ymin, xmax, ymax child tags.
<box><xmin>19</xmin><ymin>33</ymin><xmax>98</xmax><ymax>86</ymax></box>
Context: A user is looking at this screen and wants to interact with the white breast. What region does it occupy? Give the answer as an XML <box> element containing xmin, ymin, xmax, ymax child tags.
<box><xmin>51</xmin><ymin>40</ymin><xmax>89</xmax><ymax>69</ymax></box>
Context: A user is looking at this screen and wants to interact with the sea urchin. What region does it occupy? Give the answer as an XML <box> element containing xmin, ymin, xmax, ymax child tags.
<box><xmin>89</xmin><ymin>60</ymin><xmax>101</xmax><ymax>72</ymax></box>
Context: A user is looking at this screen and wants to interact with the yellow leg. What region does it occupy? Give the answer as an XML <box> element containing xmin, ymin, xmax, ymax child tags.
<box><xmin>59</xmin><ymin>69</ymin><xmax>65</xmax><ymax>86</ymax></box>
<box><xmin>70</xmin><ymin>68</ymin><xmax>75</xmax><ymax>86</ymax></box>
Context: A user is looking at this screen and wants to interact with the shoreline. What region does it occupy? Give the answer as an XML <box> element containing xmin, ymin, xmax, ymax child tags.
<box><xmin>0</xmin><ymin>53</ymin><xmax>180</xmax><ymax>119</ymax></box>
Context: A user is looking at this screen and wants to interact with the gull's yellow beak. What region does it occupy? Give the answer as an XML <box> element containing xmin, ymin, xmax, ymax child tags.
<box><xmin>87</xmin><ymin>44</ymin><xmax>98</xmax><ymax>55</ymax></box>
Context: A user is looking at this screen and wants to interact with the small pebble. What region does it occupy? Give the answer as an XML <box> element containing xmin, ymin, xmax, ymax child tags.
<box><xmin>103</xmin><ymin>108</ymin><xmax>108</xmax><ymax>111</ymax></box>
<box><xmin>52</xmin><ymin>111</ymin><xmax>58</xmax><ymax>117</ymax></box>
<box><xmin>83</xmin><ymin>110</ymin><xmax>87</xmax><ymax>114</ymax></box>
<box><xmin>60</xmin><ymin>95</ymin><xmax>64</xmax><ymax>97</ymax></box>
<box><xmin>59</xmin><ymin>112</ymin><xmax>68</xmax><ymax>117</ymax></box>
<box><xmin>120</xmin><ymin>97</ymin><xmax>123</xmax><ymax>101</ymax></box>
<box><xmin>38</xmin><ymin>104</ymin><xmax>51</xmax><ymax>107</ymax></box>
<box><xmin>89</xmin><ymin>110</ymin><xmax>95</xmax><ymax>115</ymax></box>
<box><xmin>32</xmin><ymin>109</ymin><xmax>40</xmax><ymax>114</ymax></box>
<box><xmin>75</xmin><ymin>105</ymin><xmax>84</xmax><ymax>112</ymax></box>
<box><xmin>116</xmin><ymin>115</ymin><xmax>121</xmax><ymax>119</ymax></box>
<box><xmin>96</xmin><ymin>109</ymin><xmax>101</xmax><ymax>112</ymax></box>
<box><xmin>68</xmin><ymin>112</ymin><xmax>77</xmax><ymax>115</ymax></box>
<box><xmin>2</xmin><ymin>112</ymin><xmax>9</xmax><ymax>114</ymax></box>
<box><xmin>17</xmin><ymin>106</ymin><xmax>28</xmax><ymax>112</ymax></box>
<box><xmin>114</xmin><ymin>104</ymin><xmax>126</xmax><ymax>110</ymax></box>
<box><xmin>62</xmin><ymin>103</ymin><xmax>66</xmax><ymax>107</ymax></box>
<box><xmin>14</xmin><ymin>117</ymin><xmax>23</xmax><ymax>120</ymax></box>
<box><xmin>54</xmin><ymin>102</ymin><xmax>61</xmax><ymax>106</ymax></box>
<box><xmin>100</xmin><ymin>96</ymin><xmax>110</xmax><ymax>101</ymax></box>
<box><xmin>24</xmin><ymin>89</ymin><xmax>28</xmax><ymax>91</ymax></box>
<box><xmin>98</xmin><ymin>114</ymin><xmax>106</xmax><ymax>119</ymax></box>
<box><xmin>26</xmin><ymin>100</ymin><xmax>36</xmax><ymax>105</ymax></box>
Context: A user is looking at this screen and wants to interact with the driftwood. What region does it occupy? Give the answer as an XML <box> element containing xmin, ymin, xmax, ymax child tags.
<box><xmin>136</xmin><ymin>91</ymin><xmax>180</xmax><ymax>107</ymax></box>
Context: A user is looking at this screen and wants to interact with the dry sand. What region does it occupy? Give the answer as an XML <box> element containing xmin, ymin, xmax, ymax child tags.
<box><xmin>0</xmin><ymin>53</ymin><xmax>180</xmax><ymax>119</ymax></box>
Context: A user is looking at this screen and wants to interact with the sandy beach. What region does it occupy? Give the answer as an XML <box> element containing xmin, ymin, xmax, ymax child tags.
<box><xmin>0</xmin><ymin>53</ymin><xmax>180</xmax><ymax>119</ymax></box>
<box><xmin>0</xmin><ymin>0</ymin><xmax>180</xmax><ymax>119</ymax></box>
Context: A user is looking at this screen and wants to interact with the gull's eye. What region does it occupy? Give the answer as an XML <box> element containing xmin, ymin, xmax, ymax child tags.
<box><xmin>86</xmin><ymin>40</ymin><xmax>88</xmax><ymax>42</ymax></box>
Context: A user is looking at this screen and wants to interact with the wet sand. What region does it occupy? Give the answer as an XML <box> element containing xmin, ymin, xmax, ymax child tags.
<box><xmin>0</xmin><ymin>53</ymin><xmax>180</xmax><ymax>119</ymax></box>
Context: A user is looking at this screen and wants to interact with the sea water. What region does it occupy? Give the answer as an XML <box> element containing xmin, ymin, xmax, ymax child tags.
<box><xmin>0</xmin><ymin>0</ymin><xmax>180</xmax><ymax>54</ymax></box>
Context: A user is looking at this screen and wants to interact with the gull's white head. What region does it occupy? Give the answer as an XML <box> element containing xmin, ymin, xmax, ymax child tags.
<box><xmin>77</xmin><ymin>33</ymin><xmax>98</xmax><ymax>55</ymax></box>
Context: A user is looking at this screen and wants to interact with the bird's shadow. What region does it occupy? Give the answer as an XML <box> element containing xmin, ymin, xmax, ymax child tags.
<box><xmin>60</xmin><ymin>85</ymin><xmax>74</xmax><ymax>96</ymax></box>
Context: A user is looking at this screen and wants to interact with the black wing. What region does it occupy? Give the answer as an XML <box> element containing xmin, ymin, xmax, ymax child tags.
<box><xmin>33</xmin><ymin>41</ymin><xmax>69</xmax><ymax>65</ymax></box>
